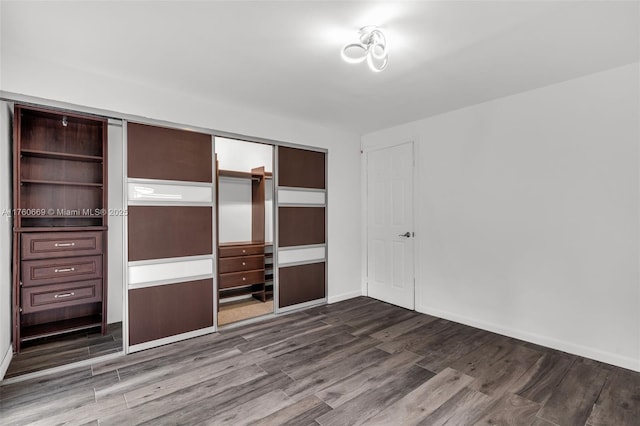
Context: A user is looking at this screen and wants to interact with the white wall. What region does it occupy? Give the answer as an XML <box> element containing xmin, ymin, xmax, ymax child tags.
<box><xmin>0</xmin><ymin>57</ymin><xmax>362</xmax><ymax>304</ymax></box>
<box><xmin>0</xmin><ymin>102</ymin><xmax>13</xmax><ymax>379</ymax></box>
<box><xmin>362</xmin><ymin>62</ymin><xmax>640</xmax><ymax>371</ymax></box>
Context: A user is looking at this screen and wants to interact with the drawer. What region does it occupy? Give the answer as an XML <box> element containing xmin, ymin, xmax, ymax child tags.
<box><xmin>219</xmin><ymin>255</ymin><xmax>264</xmax><ymax>274</ymax></box>
<box><xmin>219</xmin><ymin>269</ymin><xmax>264</xmax><ymax>289</ymax></box>
<box><xmin>219</xmin><ymin>244</ymin><xmax>264</xmax><ymax>258</ymax></box>
<box><xmin>22</xmin><ymin>255</ymin><xmax>103</xmax><ymax>287</ymax></box>
<box><xmin>22</xmin><ymin>231</ymin><xmax>103</xmax><ymax>260</ymax></box>
<box><xmin>22</xmin><ymin>279</ymin><xmax>102</xmax><ymax>314</ymax></box>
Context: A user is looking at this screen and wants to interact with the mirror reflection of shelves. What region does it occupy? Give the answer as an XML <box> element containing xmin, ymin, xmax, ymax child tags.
<box><xmin>216</xmin><ymin>138</ymin><xmax>274</xmax><ymax>325</ymax></box>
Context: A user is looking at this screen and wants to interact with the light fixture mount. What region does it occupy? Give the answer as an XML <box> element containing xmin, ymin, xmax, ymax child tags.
<box><xmin>341</xmin><ymin>26</ymin><xmax>388</xmax><ymax>72</ymax></box>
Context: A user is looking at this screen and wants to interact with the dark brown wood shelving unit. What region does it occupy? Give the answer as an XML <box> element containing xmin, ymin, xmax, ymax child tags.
<box><xmin>12</xmin><ymin>105</ymin><xmax>108</xmax><ymax>352</ymax></box>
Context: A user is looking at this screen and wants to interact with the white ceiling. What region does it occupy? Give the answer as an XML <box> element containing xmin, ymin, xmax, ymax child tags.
<box><xmin>1</xmin><ymin>1</ymin><xmax>638</xmax><ymax>134</ymax></box>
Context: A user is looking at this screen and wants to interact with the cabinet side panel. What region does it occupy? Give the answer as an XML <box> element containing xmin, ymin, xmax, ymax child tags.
<box><xmin>278</xmin><ymin>146</ymin><xmax>326</xmax><ymax>189</ymax></box>
<box><xmin>277</xmin><ymin>146</ymin><xmax>325</xmax><ymax>189</ymax></box>
<box><xmin>278</xmin><ymin>262</ymin><xmax>326</xmax><ymax>308</ymax></box>
<box><xmin>127</xmin><ymin>123</ymin><xmax>212</xmax><ymax>183</ymax></box>
<box><xmin>278</xmin><ymin>207</ymin><xmax>325</xmax><ymax>247</ymax></box>
<box><xmin>128</xmin><ymin>279</ymin><xmax>213</xmax><ymax>345</ymax></box>
<box><xmin>128</xmin><ymin>206</ymin><xmax>212</xmax><ymax>261</ymax></box>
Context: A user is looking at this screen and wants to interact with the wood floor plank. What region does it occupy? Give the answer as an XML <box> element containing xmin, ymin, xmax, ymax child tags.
<box><xmin>315</xmin><ymin>350</ymin><xmax>423</xmax><ymax>408</ymax></box>
<box><xmin>451</xmin><ymin>339</ymin><xmax>543</xmax><ymax>397</ymax></box>
<box><xmin>249</xmin><ymin>395</ymin><xmax>332</xmax><ymax>426</ymax></box>
<box><xmin>349</xmin><ymin>307</ymin><xmax>418</xmax><ymax>337</ymax></box>
<box><xmin>95</xmin><ymin>348</ymin><xmax>267</xmax><ymax>402</ymax></box>
<box><xmin>586</xmin><ymin>368</ymin><xmax>640</xmax><ymax>426</ymax></box>
<box><xmin>98</xmin><ymin>365</ymin><xmax>269</xmax><ymax>425</ymax></box>
<box><xmin>414</xmin><ymin>325</ymin><xmax>494</xmax><ymax>373</ymax></box>
<box><xmin>124</xmin><ymin>356</ymin><xmax>268</xmax><ymax>408</ymax></box>
<box><xmin>514</xmin><ymin>351</ymin><xmax>575</xmax><ymax>404</ymax></box>
<box><xmin>283</xmin><ymin>336</ymin><xmax>380</xmax><ymax>380</ymax></box>
<box><xmin>537</xmin><ymin>358</ymin><xmax>610</xmax><ymax>425</ymax></box>
<box><xmin>365</xmin><ymin>367</ymin><xmax>475</xmax><ymax>425</ymax></box>
<box><xmin>283</xmin><ymin>347</ymin><xmax>390</xmax><ymax>398</ymax></box>
<box><xmin>259</xmin><ymin>331</ymin><xmax>360</xmax><ymax>375</ymax></box>
<box><xmin>0</xmin><ymin>368</ymin><xmax>118</xmax><ymax>412</ymax></box>
<box><xmin>116</xmin><ymin>335</ymin><xmax>247</xmax><ymax>381</ymax></box>
<box><xmin>417</xmin><ymin>387</ymin><xmax>492</xmax><ymax>426</ymax></box>
<box><xmin>314</xmin><ymin>365</ymin><xmax>435</xmax><ymax>426</ymax></box>
<box><xmin>237</xmin><ymin>319</ymin><xmax>333</xmax><ymax>353</ymax></box>
<box><xmin>376</xmin><ymin>318</ymin><xmax>452</xmax><ymax>354</ymax></box>
<box><xmin>90</xmin><ymin>332</ymin><xmax>245</xmax><ymax>376</ymax></box>
<box><xmin>136</xmin><ymin>372</ymin><xmax>294</xmax><ymax>425</ymax></box>
<box><xmin>370</xmin><ymin>313</ymin><xmax>440</xmax><ymax>342</ymax></box>
<box><xmin>27</xmin><ymin>394</ymin><xmax>126</xmax><ymax>426</ymax></box>
<box><xmin>471</xmin><ymin>393</ymin><xmax>541</xmax><ymax>425</ymax></box>
<box><xmin>1</xmin><ymin>373</ymin><xmax>119</xmax><ymax>426</ymax></box>
<box><xmin>203</xmin><ymin>390</ymin><xmax>294</xmax><ymax>426</ymax></box>
<box><xmin>262</xmin><ymin>324</ymin><xmax>353</xmax><ymax>358</ymax></box>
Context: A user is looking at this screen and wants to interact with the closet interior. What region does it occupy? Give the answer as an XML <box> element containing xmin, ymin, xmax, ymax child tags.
<box><xmin>216</xmin><ymin>138</ymin><xmax>274</xmax><ymax>325</ymax></box>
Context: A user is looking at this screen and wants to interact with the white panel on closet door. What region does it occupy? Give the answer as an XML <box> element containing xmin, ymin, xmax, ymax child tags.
<box><xmin>278</xmin><ymin>245</ymin><xmax>326</xmax><ymax>266</ymax></box>
<box><xmin>128</xmin><ymin>180</ymin><xmax>212</xmax><ymax>204</ymax></box>
<box><xmin>278</xmin><ymin>187</ymin><xmax>326</xmax><ymax>206</ymax></box>
<box><xmin>128</xmin><ymin>257</ymin><xmax>213</xmax><ymax>288</ymax></box>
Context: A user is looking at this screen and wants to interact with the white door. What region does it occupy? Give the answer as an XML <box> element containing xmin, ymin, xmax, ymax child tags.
<box><xmin>367</xmin><ymin>142</ymin><xmax>414</xmax><ymax>310</ymax></box>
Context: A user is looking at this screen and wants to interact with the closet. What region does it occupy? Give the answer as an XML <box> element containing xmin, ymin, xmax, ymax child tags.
<box><xmin>216</xmin><ymin>138</ymin><xmax>274</xmax><ymax>325</ymax></box>
<box><xmin>3</xmin><ymin>98</ymin><xmax>328</xmax><ymax>373</ymax></box>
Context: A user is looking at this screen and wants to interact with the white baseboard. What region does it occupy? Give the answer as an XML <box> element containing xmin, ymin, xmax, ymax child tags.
<box><xmin>0</xmin><ymin>343</ymin><xmax>13</xmax><ymax>381</ymax></box>
<box><xmin>328</xmin><ymin>290</ymin><xmax>362</xmax><ymax>304</ymax></box>
<box><xmin>417</xmin><ymin>304</ymin><xmax>640</xmax><ymax>373</ymax></box>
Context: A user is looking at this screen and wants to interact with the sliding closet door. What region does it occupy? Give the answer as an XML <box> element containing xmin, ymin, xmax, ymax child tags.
<box><xmin>125</xmin><ymin>123</ymin><xmax>214</xmax><ymax>352</ymax></box>
<box><xmin>276</xmin><ymin>146</ymin><xmax>327</xmax><ymax>311</ymax></box>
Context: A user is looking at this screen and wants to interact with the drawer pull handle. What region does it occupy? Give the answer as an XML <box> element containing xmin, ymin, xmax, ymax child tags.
<box><xmin>54</xmin><ymin>292</ymin><xmax>75</xmax><ymax>299</ymax></box>
<box><xmin>242</xmin><ymin>250</ymin><xmax>246</xmax><ymax>253</ymax></box>
<box><xmin>54</xmin><ymin>242</ymin><xmax>76</xmax><ymax>247</ymax></box>
<box><xmin>242</xmin><ymin>277</ymin><xmax>246</xmax><ymax>281</ymax></box>
<box><xmin>242</xmin><ymin>262</ymin><xmax>246</xmax><ymax>266</ymax></box>
<box><xmin>54</xmin><ymin>267</ymin><xmax>76</xmax><ymax>273</ymax></box>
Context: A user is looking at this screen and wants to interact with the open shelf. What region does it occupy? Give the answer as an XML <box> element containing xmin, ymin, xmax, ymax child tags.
<box><xmin>21</xmin><ymin>179</ymin><xmax>103</xmax><ymax>187</ymax></box>
<box><xmin>21</xmin><ymin>315</ymin><xmax>102</xmax><ymax>341</ymax></box>
<box><xmin>21</xmin><ymin>149</ymin><xmax>103</xmax><ymax>163</ymax></box>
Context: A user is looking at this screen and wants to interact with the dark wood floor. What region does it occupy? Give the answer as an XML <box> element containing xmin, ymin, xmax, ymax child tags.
<box><xmin>1</xmin><ymin>297</ymin><xmax>639</xmax><ymax>425</ymax></box>
<box><xmin>5</xmin><ymin>322</ymin><xmax>122</xmax><ymax>379</ymax></box>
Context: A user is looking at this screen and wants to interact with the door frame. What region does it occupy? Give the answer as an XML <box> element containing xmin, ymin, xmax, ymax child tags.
<box><xmin>361</xmin><ymin>138</ymin><xmax>420</xmax><ymax>309</ymax></box>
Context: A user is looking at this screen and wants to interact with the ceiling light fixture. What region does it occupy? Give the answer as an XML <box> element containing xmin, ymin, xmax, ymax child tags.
<box><xmin>341</xmin><ymin>26</ymin><xmax>388</xmax><ymax>72</ymax></box>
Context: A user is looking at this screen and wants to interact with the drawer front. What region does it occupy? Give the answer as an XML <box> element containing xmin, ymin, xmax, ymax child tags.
<box><xmin>22</xmin><ymin>279</ymin><xmax>103</xmax><ymax>314</ymax></box>
<box><xmin>219</xmin><ymin>255</ymin><xmax>264</xmax><ymax>274</ymax></box>
<box><xmin>219</xmin><ymin>244</ymin><xmax>264</xmax><ymax>258</ymax></box>
<box><xmin>22</xmin><ymin>255</ymin><xmax>103</xmax><ymax>287</ymax></box>
<box><xmin>219</xmin><ymin>269</ymin><xmax>264</xmax><ymax>289</ymax></box>
<box><xmin>22</xmin><ymin>232</ymin><xmax>103</xmax><ymax>260</ymax></box>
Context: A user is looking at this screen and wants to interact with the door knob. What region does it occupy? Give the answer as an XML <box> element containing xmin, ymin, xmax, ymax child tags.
<box><xmin>399</xmin><ymin>232</ymin><xmax>412</xmax><ymax>238</ymax></box>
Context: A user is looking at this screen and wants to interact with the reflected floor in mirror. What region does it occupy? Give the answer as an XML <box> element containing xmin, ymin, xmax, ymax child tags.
<box><xmin>5</xmin><ymin>322</ymin><xmax>122</xmax><ymax>379</ymax></box>
<box><xmin>218</xmin><ymin>299</ymin><xmax>274</xmax><ymax>326</ymax></box>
